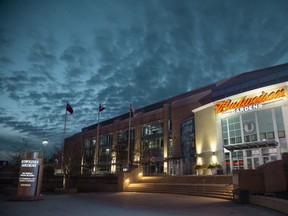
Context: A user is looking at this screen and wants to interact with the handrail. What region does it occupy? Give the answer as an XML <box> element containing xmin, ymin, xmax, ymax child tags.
<box><xmin>225</xmin><ymin>184</ymin><xmax>233</xmax><ymax>198</ymax></box>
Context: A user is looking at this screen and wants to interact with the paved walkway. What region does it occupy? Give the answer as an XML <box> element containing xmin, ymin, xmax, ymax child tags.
<box><xmin>0</xmin><ymin>192</ymin><xmax>286</xmax><ymax>216</ymax></box>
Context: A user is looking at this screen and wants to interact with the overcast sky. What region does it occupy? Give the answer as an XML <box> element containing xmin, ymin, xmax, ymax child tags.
<box><xmin>1</xmin><ymin>0</ymin><xmax>288</xmax><ymax>160</ymax></box>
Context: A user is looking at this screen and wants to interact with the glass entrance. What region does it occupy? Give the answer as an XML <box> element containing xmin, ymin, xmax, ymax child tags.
<box><xmin>262</xmin><ymin>147</ymin><xmax>278</xmax><ymax>163</ymax></box>
<box><xmin>233</xmin><ymin>147</ymin><xmax>279</xmax><ymax>170</ymax></box>
<box><xmin>232</xmin><ymin>151</ymin><xmax>244</xmax><ymax>170</ymax></box>
<box><xmin>246</xmin><ymin>149</ymin><xmax>260</xmax><ymax>169</ymax></box>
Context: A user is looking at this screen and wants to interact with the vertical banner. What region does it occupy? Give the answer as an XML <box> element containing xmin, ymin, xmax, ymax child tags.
<box><xmin>17</xmin><ymin>152</ymin><xmax>43</xmax><ymax>199</ymax></box>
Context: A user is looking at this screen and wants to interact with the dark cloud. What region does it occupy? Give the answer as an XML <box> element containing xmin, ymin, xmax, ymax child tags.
<box><xmin>0</xmin><ymin>56</ymin><xmax>13</xmax><ymax>65</ymax></box>
<box><xmin>0</xmin><ymin>0</ymin><xmax>288</xmax><ymax>160</ymax></box>
<box><xmin>28</xmin><ymin>43</ymin><xmax>58</xmax><ymax>66</ymax></box>
<box><xmin>60</xmin><ymin>45</ymin><xmax>88</xmax><ymax>64</ymax></box>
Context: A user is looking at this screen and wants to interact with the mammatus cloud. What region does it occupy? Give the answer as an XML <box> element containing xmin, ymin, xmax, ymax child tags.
<box><xmin>0</xmin><ymin>0</ymin><xmax>288</xmax><ymax>161</ymax></box>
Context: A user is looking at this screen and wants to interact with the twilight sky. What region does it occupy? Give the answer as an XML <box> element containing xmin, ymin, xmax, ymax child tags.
<box><xmin>1</xmin><ymin>0</ymin><xmax>288</xmax><ymax>160</ymax></box>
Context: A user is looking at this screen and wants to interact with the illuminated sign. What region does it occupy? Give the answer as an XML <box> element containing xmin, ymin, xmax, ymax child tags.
<box><xmin>17</xmin><ymin>152</ymin><xmax>43</xmax><ymax>199</ymax></box>
<box><xmin>213</xmin><ymin>88</ymin><xmax>286</xmax><ymax>114</ymax></box>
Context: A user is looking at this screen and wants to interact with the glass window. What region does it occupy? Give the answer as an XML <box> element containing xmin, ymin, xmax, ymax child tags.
<box><xmin>278</xmin><ymin>131</ymin><xmax>285</xmax><ymax>138</ymax></box>
<box><xmin>267</xmin><ymin>132</ymin><xmax>275</xmax><ymax>139</ymax></box>
<box><xmin>244</xmin><ymin>135</ymin><xmax>250</xmax><ymax>142</ymax></box>
<box><xmin>237</xmin><ymin>151</ymin><xmax>243</xmax><ymax>159</ymax></box>
<box><xmin>275</xmin><ymin>107</ymin><xmax>285</xmax><ymax>138</ymax></box>
<box><xmin>236</xmin><ymin>137</ymin><xmax>242</xmax><ymax>143</ymax></box>
<box><xmin>246</xmin><ymin>150</ymin><xmax>252</xmax><ymax>157</ymax></box>
<box><xmin>257</xmin><ymin>109</ymin><xmax>274</xmax><ymax>140</ymax></box>
<box><xmin>251</xmin><ymin>134</ymin><xmax>257</xmax><ymax>141</ymax></box>
<box><xmin>262</xmin><ymin>148</ymin><xmax>269</xmax><ymax>156</ymax></box>
<box><xmin>242</xmin><ymin>112</ymin><xmax>257</xmax><ymax>143</ymax></box>
<box><xmin>142</xmin><ymin>123</ymin><xmax>164</xmax><ymax>136</ymax></box>
<box><xmin>180</xmin><ymin>117</ymin><xmax>195</xmax><ymax>175</ymax></box>
<box><xmin>168</xmin><ymin>120</ymin><xmax>172</xmax><ymax>131</ymax></box>
<box><xmin>260</xmin><ymin>133</ymin><xmax>266</xmax><ymax>140</ymax></box>
<box><xmin>254</xmin><ymin>158</ymin><xmax>260</xmax><ymax>169</ymax></box>
<box><xmin>222</xmin><ymin>116</ymin><xmax>242</xmax><ymax>145</ymax></box>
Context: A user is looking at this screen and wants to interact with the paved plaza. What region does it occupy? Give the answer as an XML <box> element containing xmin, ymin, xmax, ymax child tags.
<box><xmin>0</xmin><ymin>192</ymin><xmax>286</xmax><ymax>216</ymax></box>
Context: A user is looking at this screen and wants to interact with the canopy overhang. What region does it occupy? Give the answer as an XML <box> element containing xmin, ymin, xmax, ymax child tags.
<box><xmin>224</xmin><ymin>140</ymin><xmax>278</xmax><ymax>151</ymax></box>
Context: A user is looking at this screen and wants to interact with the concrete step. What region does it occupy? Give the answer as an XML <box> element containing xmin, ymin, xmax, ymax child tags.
<box><xmin>157</xmin><ymin>175</ymin><xmax>233</xmax><ymax>185</ymax></box>
<box><xmin>125</xmin><ymin>183</ymin><xmax>233</xmax><ymax>200</ymax></box>
<box><xmin>138</xmin><ymin>176</ymin><xmax>164</xmax><ymax>183</ymax></box>
<box><xmin>125</xmin><ymin>188</ymin><xmax>232</xmax><ymax>200</ymax></box>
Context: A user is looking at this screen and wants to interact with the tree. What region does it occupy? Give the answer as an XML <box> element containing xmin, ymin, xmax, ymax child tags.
<box><xmin>53</xmin><ymin>142</ymin><xmax>82</xmax><ymax>189</ymax></box>
<box><xmin>8</xmin><ymin>135</ymin><xmax>33</xmax><ymax>171</ymax></box>
<box><xmin>140</xmin><ymin>140</ymin><xmax>153</xmax><ymax>174</ymax></box>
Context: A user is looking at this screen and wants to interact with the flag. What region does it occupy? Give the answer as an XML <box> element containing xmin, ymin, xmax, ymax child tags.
<box><xmin>130</xmin><ymin>102</ymin><xmax>135</xmax><ymax>117</ymax></box>
<box><xmin>99</xmin><ymin>104</ymin><xmax>105</xmax><ymax>112</ymax></box>
<box><xmin>66</xmin><ymin>103</ymin><xmax>73</xmax><ymax>114</ymax></box>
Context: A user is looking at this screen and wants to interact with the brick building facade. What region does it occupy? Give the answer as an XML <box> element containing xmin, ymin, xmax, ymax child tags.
<box><xmin>65</xmin><ymin>63</ymin><xmax>288</xmax><ymax>175</ymax></box>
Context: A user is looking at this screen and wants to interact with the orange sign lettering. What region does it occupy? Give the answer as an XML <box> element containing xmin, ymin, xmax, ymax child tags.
<box><xmin>213</xmin><ymin>88</ymin><xmax>286</xmax><ymax>114</ymax></box>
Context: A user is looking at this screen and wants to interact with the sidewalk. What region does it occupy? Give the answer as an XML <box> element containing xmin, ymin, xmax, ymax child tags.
<box><xmin>0</xmin><ymin>192</ymin><xmax>286</xmax><ymax>216</ymax></box>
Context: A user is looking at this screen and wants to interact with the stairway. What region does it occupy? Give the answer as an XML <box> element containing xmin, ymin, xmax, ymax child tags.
<box><xmin>124</xmin><ymin>175</ymin><xmax>234</xmax><ymax>200</ymax></box>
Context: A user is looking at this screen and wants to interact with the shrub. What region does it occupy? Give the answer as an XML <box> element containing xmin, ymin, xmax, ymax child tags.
<box><xmin>194</xmin><ymin>164</ymin><xmax>207</xmax><ymax>170</ymax></box>
<box><xmin>208</xmin><ymin>163</ymin><xmax>222</xmax><ymax>169</ymax></box>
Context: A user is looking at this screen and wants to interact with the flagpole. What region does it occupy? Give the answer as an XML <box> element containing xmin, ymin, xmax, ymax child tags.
<box><xmin>62</xmin><ymin>101</ymin><xmax>68</xmax><ymax>188</ymax></box>
<box><xmin>94</xmin><ymin>104</ymin><xmax>101</xmax><ymax>173</ymax></box>
<box><xmin>63</xmin><ymin>102</ymin><xmax>68</xmax><ymax>144</ymax></box>
<box><xmin>127</xmin><ymin>106</ymin><xmax>131</xmax><ymax>170</ymax></box>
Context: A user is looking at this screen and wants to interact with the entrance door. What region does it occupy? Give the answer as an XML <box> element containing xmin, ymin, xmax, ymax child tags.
<box><xmin>246</xmin><ymin>158</ymin><xmax>253</xmax><ymax>169</ymax></box>
<box><xmin>253</xmin><ymin>157</ymin><xmax>260</xmax><ymax>169</ymax></box>
<box><xmin>262</xmin><ymin>147</ymin><xmax>278</xmax><ymax>164</ymax></box>
<box><xmin>246</xmin><ymin>149</ymin><xmax>260</xmax><ymax>169</ymax></box>
<box><xmin>232</xmin><ymin>151</ymin><xmax>244</xmax><ymax>170</ymax></box>
<box><xmin>245</xmin><ymin>156</ymin><xmax>260</xmax><ymax>169</ymax></box>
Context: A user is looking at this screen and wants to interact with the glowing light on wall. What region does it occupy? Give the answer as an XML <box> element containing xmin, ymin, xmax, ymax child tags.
<box><xmin>196</xmin><ymin>145</ymin><xmax>202</xmax><ymax>154</ymax></box>
<box><xmin>211</xmin><ymin>154</ymin><xmax>217</xmax><ymax>164</ymax></box>
<box><xmin>164</xmin><ymin>161</ymin><xmax>168</xmax><ymax>173</ymax></box>
<box><xmin>210</xmin><ymin>144</ymin><xmax>216</xmax><ymax>152</ymax></box>
<box><xmin>197</xmin><ymin>156</ymin><xmax>203</xmax><ymax>165</ymax></box>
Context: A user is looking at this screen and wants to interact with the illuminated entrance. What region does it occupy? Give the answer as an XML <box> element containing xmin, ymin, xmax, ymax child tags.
<box><xmin>217</xmin><ymin>94</ymin><xmax>286</xmax><ymax>173</ymax></box>
<box><xmin>224</xmin><ymin>140</ymin><xmax>279</xmax><ymax>172</ymax></box>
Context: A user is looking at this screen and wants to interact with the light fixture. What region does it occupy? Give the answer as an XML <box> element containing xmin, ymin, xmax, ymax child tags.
<box><xmin>42</xmin><ymin>139</ymin><xmax>48</xmax><ymax>160</ymax></box>
<box><xmin>42</xmin><ymin>139</ymin><xmax>48</xmax><ymax>145</ymax></box>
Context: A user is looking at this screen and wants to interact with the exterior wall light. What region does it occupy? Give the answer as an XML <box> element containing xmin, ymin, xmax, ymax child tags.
<box><xmin>212</xmin><ymin>152</ymin><xmax>217</xmax><ymax>163</ymax></box>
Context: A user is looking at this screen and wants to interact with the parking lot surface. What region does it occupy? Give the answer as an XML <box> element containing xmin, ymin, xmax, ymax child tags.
<box><xmin>0</xmin><ymin>192</ymin><xmax>286</xmax><ymax>216</ymax></box>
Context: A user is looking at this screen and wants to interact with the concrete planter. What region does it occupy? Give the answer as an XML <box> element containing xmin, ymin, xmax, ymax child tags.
<box><xmin>196</xmin><ymin>169</ymin><xmax>204</xmax><ymax>175</ymax></box>
<box><xmin>210</xmin><ymin>168</ymin><xmax>217</xmax><ymax>175</ymax></box>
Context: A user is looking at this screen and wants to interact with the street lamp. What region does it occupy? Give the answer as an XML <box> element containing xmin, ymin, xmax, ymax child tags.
<box><xmin>42</xmin><ymin>139</ymin><xmax>48</xmax><ymax>161</ymax></box>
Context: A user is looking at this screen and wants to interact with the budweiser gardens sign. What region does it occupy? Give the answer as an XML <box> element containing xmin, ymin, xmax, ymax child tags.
<box><xmin>213</xmin><ymin>88</ymin><xmax>286</xmax><ymax>114</ymax></box>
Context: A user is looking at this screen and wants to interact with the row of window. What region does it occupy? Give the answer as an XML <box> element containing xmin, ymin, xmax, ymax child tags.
<box><xmin>222</xmin><ymin>107</ymin><xmax>285</xmax><ymax>145</ymax></box>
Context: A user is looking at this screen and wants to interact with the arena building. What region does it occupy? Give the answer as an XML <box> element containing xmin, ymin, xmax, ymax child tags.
<box><xmin>65</xmin><ymin>63</ymin><xmax>288</xmax><ymax>176</ymax></box>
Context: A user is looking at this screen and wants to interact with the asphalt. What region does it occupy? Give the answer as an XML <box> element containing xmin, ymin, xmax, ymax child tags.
<box><xmin>0</xmin><ymin>192</ymin><xmax>286</xmax><ymax>216</ymax></box>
